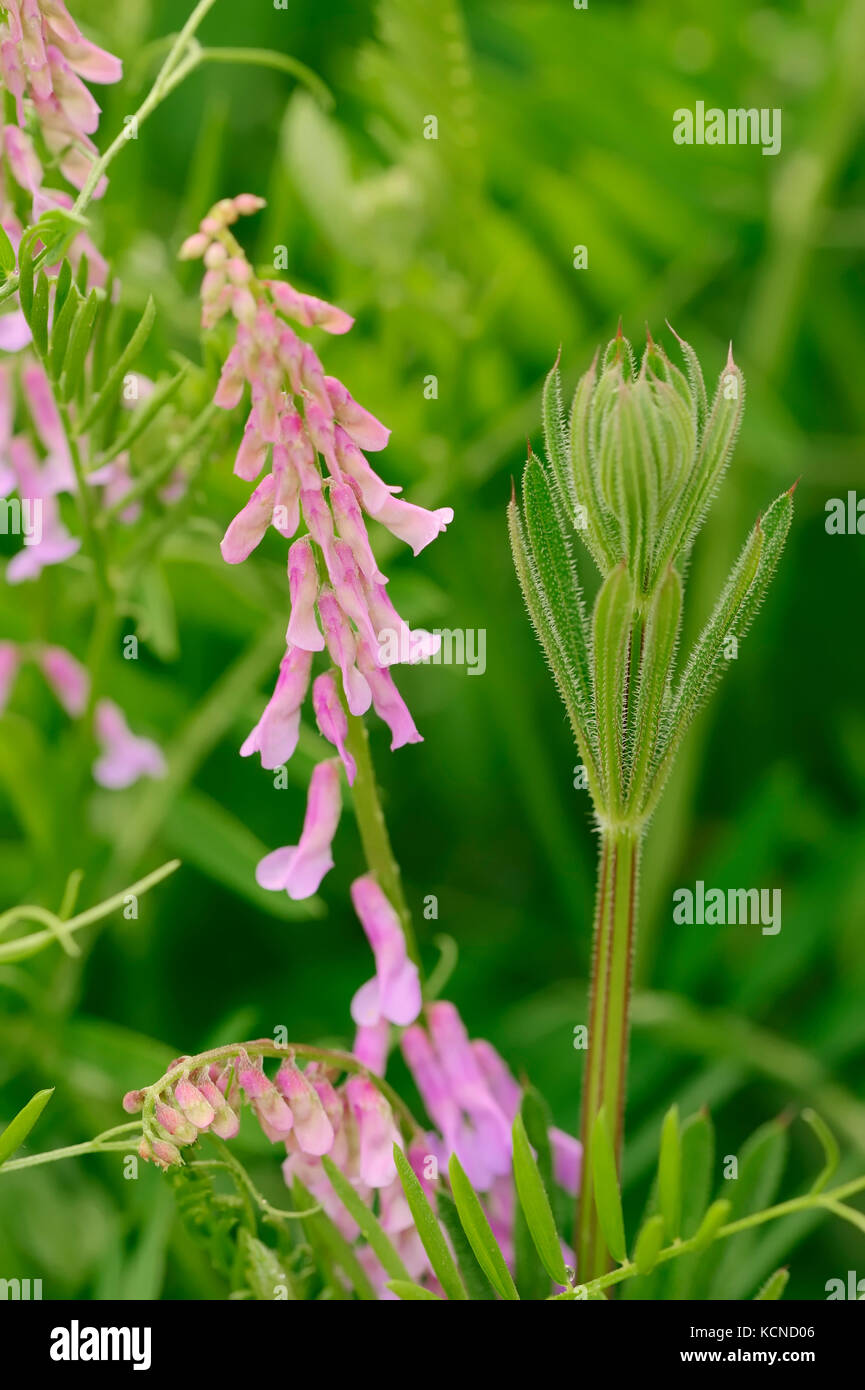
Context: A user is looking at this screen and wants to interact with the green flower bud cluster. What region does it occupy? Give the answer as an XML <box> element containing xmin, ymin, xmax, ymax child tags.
<box><xmin>509</xmin><ymin>325</ymin><xmax>793</xmax><ymax>829</ymax></box>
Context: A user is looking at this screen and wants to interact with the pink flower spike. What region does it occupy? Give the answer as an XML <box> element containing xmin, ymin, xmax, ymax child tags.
<box><xmin>276</xmin><ymin>1062</ymin><xmax>335</xmax><ymax>1155</ymax></box>
<box><xmin>318</xmin><ymin>589</ymin><xmax>371</xmax><ymax>717</ymax></box>
<box><xmin>0</xmin><ymin>643</ymin><xmax>20</xmax><ymax>714</ymax></box>
<box><xmin>356</xmin><ymin>646</ymin><xmax>423</xmax><ymax>751</ymax></box>
<box><xmin>255</xmin><ymin>758</ymin><xmax>342</xmax><ymax>900</ymax></box>
<box><xmin>92</xmin><ymin>700</ymin><xmax>166</xmax><ymax>789</ymax></box>
<box><xmin>372</xmin><ymin>493</ymin><xmax>454</xmax><ymax>555</ymax></box>
<box><xmin>240</xmin><ymin>644</ymin><xmax>312</xmax><ymax>770</ymax></box>
<box><xmin>286</xmin><ymin>537</ymin><xmax>324</xmax><ymax>651</ymax></box>
<box><xmin>37</xmin><ymin>644</ymin><xmax>89</xmax><ymax>716</ymax></box>
<box><xmin>349</xmin><ymin>875</ymin><xmax>422</xmax><ymax>1028</ymax></box>
<box><xmin>325</xmin><ymin>377</ymin><xmax>390</xmax><ymax>452</ymax></box>
<box><xmin>312</xmin><ymin>671</ymin><xmax>356</xmax><ymax>785</ymax></box>
<box><xmin>220</xmin><ymin>472</ymin><xmax>276</xmax><ymax>563</ymax></box>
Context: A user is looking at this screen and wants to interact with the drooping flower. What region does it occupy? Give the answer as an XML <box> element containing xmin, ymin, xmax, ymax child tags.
<box><xmin>36</xmin><ymin>642</ymin><xmax>89</xmax><ymax>715</ymax></box>
<box><xmin>239</xmin><ymin>644</ymin><xmax>312</xmax><ymax>770</ymax></box>
<box><xmin>350</xmin><ymin>875</ymin><xmax>422</xmax><ymax>1029</ymax></box>
<box><xmin>255</xmin><ymin>758</ymin><xmax>342</xmax><ymax>900</ymax></box>
<box><xmin>312</xmin><ymin>670</ymin><xmax>356</xmax><ymax>785</ymax></box>
<box><xmin>92</xmin><ymin>698</ymin><xmax>166</xmax><ymax>789</ymax></box>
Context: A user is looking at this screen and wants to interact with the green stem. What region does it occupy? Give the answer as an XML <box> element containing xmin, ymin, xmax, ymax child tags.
<box><xmin>344</xmin><ymin>714</ymin><xmax>422</xmax><ymax>973</ymax></box>
<box><xmin>0</xmin><ymin>859</ymin><xmax>180</xmax><ymax>963</ymax></box>
<box><xmin>576</xmin><ymin>824</ymin><xmax>642</xmax><ymax>1282</ymax></box>
<box><xmin>561</xmin><ymin>1169</ymin><xmax>865</xmax><ymax>1300</ymax></box>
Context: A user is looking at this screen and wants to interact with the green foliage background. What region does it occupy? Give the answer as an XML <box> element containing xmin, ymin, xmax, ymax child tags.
<box><xmin>1</xmin><ymin>0</ymin><xmax>864</xmax><ymax>1299</ymax></box>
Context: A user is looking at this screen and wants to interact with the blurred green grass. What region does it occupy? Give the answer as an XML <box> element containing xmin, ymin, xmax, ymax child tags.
<box><xmin>2</xmin><ymin>0</ymin><xmax>865</xmax><ymax>1298</ymax></box>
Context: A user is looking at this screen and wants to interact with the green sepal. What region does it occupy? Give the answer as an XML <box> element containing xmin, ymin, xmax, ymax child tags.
<box><xmin>508</xmin><ymin>489</ymin><xmax>601</xmax><ymax>798</ymax></box>
<box><xmin>591</xmin><ymin>563</ymin><xmax>634</xmax><ymax>813</ymax></box>
<box><xmin>647</xmin><ymin>488</ymin><xmax>793</xmax><ymax>816</ymax></box>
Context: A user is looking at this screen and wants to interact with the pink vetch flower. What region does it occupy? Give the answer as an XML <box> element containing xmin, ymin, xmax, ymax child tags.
<box><xmin>344</xmin><ymin>1074</ymin><xmax>402</xmax><ymax>1188</ymax></box>
<box><xmin>312</xmin><ymin>670</ymin><xmax>356</xmax><ymax>786</ymax></box>
<box><xmin>356</xmin><ymin>640</ymin><xmax>423</xmax><ymax>750</ymax></box>
<box><xmin>3</xmin><ymin>435</ymin><xmax>81</xmax><ymax>583</ymax></box>
<box><xmin>275</xmin><ymin>1060</ymin><xmax>334</xmax><ymax>1155</ymax></box>
<box><xmin>36</xmin><ymin>643</ymin><xmax>89</xmax><ymax>715</ymax></box>
<box><xmin>0</xmin><ymin>641</ymin><xmax>20</xmax><ymax>712</ymax></box>
<box><xmin>286</xmin><ymin>536</ymin><xmax>324</xmax><ymax>651</ymax></box>
<box><xmin>255</xmin><ymin>757</ymin><xmax>342</xmax><ymax>900</ymax></box>
<box><xmin>0</xmin><ymin>308</ymin><xmax>32</xmax><ymax>351</ymax></box>
<box><xmin>240</xmin><ymin>644</ymin><xmax>312</xmax><ymax>770</ymax></box>
<box><xmin>186</xmin><ymin>197</ymin><xmax>455</xmax><ymax>809</ymax></box>
<box><xmin>92</xmin><ymin>698</ymin><xmax>166</xmax><ymax>789</ymax></box>
<box><xmin>350</xmin><ymin>875</ymin><xmax>422</xmax><ymax>1029</ymax></box>
<box><xmin>220</xmin><ymin>471</ymin><xmax>277</xmax><ymax>563</ymax></box>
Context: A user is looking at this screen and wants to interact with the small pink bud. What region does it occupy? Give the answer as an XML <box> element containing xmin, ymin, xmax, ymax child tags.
<box><xmin>233</xmin><ymin>193</ymin><xmax>266</xmax><ymax>216</ymax></box>
<box><xmin>122</xmin><ymin>1089</ymin><xmax>145</xmax><ymax>1114</ymax></box>
<box><xmin>174</xmin><ymin>1078</ymin><xmax>216</xmax><ymax>1130</ymax></box>
<box><xmin>178</xmin><ymin>231</ymin><xmax>209</xmax><ymax>260</ymax></box>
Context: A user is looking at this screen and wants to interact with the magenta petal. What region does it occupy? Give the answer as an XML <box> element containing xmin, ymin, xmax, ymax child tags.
<box><xmin>255</xmin><ymin>845</ymin><xmax>298</xmax><ymax>891</ymax></box>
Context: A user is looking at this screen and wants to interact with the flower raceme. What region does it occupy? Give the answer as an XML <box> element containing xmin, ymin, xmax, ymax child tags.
<box><xmin>182</xmin><ymin>194</ymin><xmax>453</xmax><ymax>898</ymax></box>
<box><xmin>125</xmin><ymin>1001</ymin><xmax>582</xmax><ymax>1298</ymax></box>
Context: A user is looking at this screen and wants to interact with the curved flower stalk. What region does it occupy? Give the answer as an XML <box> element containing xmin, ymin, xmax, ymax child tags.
<box><xmin>509</xmin><ymin>325</ymin><xmax>794</xmax><ymax>1280</ymax></box>
<box><xmin>122</xmin><ymin>996</ymin><xmax>582</xmax><ymax>1298</ymax></box>
<box><xmin>182</xmin><ymin>193</ymin><xmax>453</xmax><ymax>904</ymax></box>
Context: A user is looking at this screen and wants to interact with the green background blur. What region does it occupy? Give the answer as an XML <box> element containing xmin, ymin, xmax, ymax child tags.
<box><xmin>2</xmin><ymin>0</ymin><xmax>864</xmax><ymax>1299</ymax></box>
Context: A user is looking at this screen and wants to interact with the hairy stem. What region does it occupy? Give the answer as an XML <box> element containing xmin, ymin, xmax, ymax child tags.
<box><xmin>576</xmin><ymin>825</ymin><xmax>642</xmax><ymax>1281</ymax></box>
